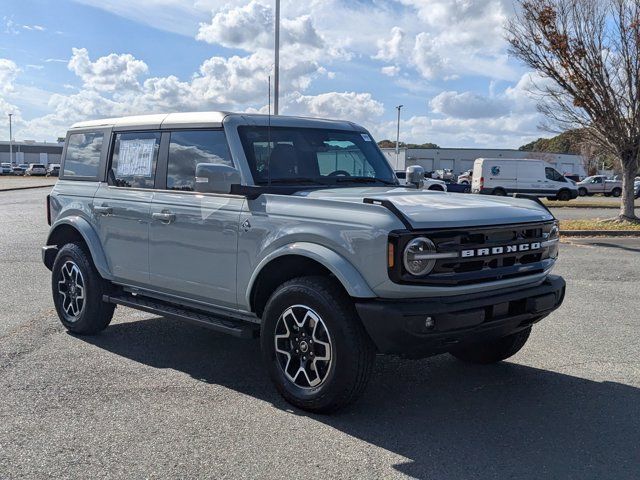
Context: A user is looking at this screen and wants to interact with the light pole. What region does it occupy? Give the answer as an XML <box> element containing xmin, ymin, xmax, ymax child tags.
<box><xmin>274</xmin><ymin>0</ymin><xmax>280</xmax><ymax>115</ymax></box>
<box><xmin>8</xmin><ymin>113</ymin><xmax>13</xmax><ymax>165</ymax></box>
<box><xmin>395</xmin><ymin>105</ymin><xmax>403</xmax><ymax>168</ymax></box>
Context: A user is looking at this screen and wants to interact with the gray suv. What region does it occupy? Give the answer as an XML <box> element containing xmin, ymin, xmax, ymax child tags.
<box><xmin>43</xmin><ymin>112</ymin><xmax>565</xmax><ymax>412</ymax></box>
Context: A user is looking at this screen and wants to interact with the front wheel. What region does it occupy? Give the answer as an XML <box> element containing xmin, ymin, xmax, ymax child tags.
<box><xmin>450</xmin><ymin>327</ymin><xmax>531</xmax><ymax>364</ymax></box>
<box><xmin>52</xmin><ymin>243</ymin><xmax>115</xmax><ymax>335</ymax></box>
<box><xmin>578</xmin><ymin>187</ymin><xmax>587</xmax><ymax>196</ymax></box>
<box><xmin>261</xmin><ymin>276</ymin><xmax>375</xmax><ymax>413</ymax></box>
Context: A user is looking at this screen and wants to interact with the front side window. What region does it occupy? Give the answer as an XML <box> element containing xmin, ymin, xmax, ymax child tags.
<box><xmin>238</xmin><ymin>126</ymin><xmax>396</xmax><ymax>186</ymax></box>
<box><xmin>63</xmin><ymin>132</ymin><xmax>104</xmax><ymax>178</ymax></box>
<box><xmin>167</xmin><ymin>130</ymin><xmax>232</xmax><ymax>191</ymax></box>
<box><xmin>545</xmin><ymin>167</ymin><xmax>566</xmax><ymax>182</ymax></box>
<box><xmin>109</xmin><ymin>131</ymin><xmax>161</xmax><ymax>189</ymax></box>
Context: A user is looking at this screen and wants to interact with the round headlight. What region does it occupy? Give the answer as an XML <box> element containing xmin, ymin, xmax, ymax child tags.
<box><xmin>403</xmin><ymin>237</ymin><xmax>437</xmax><ymax>276</ymax></box>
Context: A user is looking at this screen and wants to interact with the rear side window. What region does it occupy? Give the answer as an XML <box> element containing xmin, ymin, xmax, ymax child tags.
<box><xmin>63</xmin><ymin>132</ymin><xmax>104</xmax><ymax>178</ymax></box>
<box><xmin>109</xmin><ymin>131</ymin><xmax>161</xmax><ymax>189</ymax></box>
<box><xmin>166</xmin><ymin>130</ymin><xmax>232</xmax><ymax>191</ymax></box>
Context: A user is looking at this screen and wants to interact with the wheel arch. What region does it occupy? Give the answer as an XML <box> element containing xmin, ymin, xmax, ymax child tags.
<box><xmin>247</xmin><ymin>243</ymin><xmax>376</xmax><ymax>318</ymax></box>
<box><xmin>44</xmin><ymin>217</ymin><xmax>111</xmax><ymax>279</ymax></box>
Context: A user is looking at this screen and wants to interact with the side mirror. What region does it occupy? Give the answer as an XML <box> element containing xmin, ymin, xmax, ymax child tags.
<box><xmin>405</xmin><ymin>165</ymin><xmax>425</xmax><ymax>189</ymax></box>
<box><xmin>195</xmin><ymin>163</ymin><xmax>241</xmax><ymax>194</ymax></box>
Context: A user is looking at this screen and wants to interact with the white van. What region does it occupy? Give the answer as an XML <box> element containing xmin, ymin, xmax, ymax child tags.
<box><xmin>471</xmin><ymin>158</ymin><xmax>578</xmax><ymax>201</ymax></box>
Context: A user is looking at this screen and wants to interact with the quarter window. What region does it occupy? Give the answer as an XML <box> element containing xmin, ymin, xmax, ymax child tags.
<box><xmin>63</xmin><ymin>132</ymin><xmax>104</xmax><ymax>178</ymax></box>
<box><xmin>166</xmin><ymin>130</ymin><xmax>232</xmax><ymax>191</ymax></box>
<box><xmin>109</xmin><ymin>132</ymin><xmax>161</xmax><ymax>189</ymax></box>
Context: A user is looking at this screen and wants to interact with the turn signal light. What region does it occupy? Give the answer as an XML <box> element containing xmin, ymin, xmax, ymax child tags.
<box><xmin>388</xmin><ymin>242</ymin><xmax>395</xmax><ymax>269</ymax></box>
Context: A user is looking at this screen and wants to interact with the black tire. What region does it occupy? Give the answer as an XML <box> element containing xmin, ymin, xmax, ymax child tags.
<box><xmin>578</xmin><ymin>187</ymin><xmax>587</xmax><ymax>196</ymax></box>
<box><xmin>261</xmin><ymin>276</ymin><xmax>376</xmax><ymax>413</ymax></box>
<box><xmin>557</xmin><ymin>189</ymin><xmax>571</xmax><ymax>201</ymax></box>
<box><xmin>611</xmin><ymin>187</ymin><xmax>622</xmax><ymax>197</ymax></box>
<box><xmin>51</xmin><ymin>243</ymin><xmax>115</xmax><ymax>335</ymax></box>
<box><xmin>428</xmin><ymin>185</ymin><xmax>444</xmax><ymax>191</ymax></box>
<box><xmin>492</xmin><ymin>188</ymin><xmax>507</xmax><ymax>196</ymax></box>
<box><xmin>450</xmin><ymin>327</ymin><xmax>532</xmax><ymax>364</ymax></box>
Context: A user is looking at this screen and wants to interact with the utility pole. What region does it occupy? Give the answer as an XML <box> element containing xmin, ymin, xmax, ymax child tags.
<box><xmin>395</xmin><ymin>105</ymin><xmax>403</xmax><ymax>168</ymax></box>
<box><xmin>8</xmin><ymin>113</ymin><xmax>13</xmax><ymax>165</ymax></box>
<box><xmin>274</xmin><ymin>0</ymin><xmax>280</xmax><ymax>115</ymax></box>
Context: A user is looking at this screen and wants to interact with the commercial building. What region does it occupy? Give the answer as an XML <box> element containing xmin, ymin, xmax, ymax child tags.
<box><xmin>0</xmin><ymin>140</ymin><xmax>64</xmax><ymax>165</ymax></box>
<box><xmin>382</xmin><ymin>147</ymin><xmax>586</xmax><ymax>177</ymax></box>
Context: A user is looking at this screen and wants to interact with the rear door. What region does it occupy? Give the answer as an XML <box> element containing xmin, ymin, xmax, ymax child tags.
<box><xmin>93</xmin><ymin>130</ymin><xmax>161</xmax><ymax>286</ymax></box>
<box><xmin>148</xmin><ymin>129</ymin><xmax>244</xmax><ymax>309</ymax></box>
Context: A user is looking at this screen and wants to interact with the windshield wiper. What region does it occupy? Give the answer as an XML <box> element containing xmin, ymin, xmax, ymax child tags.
<box><xmin>335</xmin><ymin>176</ymin><xmax>397</xmax><ymax>186</ymax></box>
<box><xmin>257</xmin><ymin>177</ymin><xmax>329</xmax><ymax>185</ymax></box>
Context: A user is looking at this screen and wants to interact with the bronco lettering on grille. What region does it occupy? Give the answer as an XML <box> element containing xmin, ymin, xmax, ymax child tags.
<box><xmin>461</xmin><ymin>242</ymin><xmax>542</xmax><ymax>258</ymax></box>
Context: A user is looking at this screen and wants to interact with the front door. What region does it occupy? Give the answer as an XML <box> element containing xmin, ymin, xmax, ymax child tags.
<box><xmin>148</xmin><ymin>129</ymin><xmax>243</xmax><ymax>308</ymax></box>
<box><xmin>94</xmin><ymin>130</ymin><xmax>161</xmax><ymax>286</ymax></box>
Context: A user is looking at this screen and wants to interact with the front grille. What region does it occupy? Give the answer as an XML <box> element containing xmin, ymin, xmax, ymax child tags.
<box><xmin>390</xmin><ymin>221</ymin><xmax>558</xmax><ymax>286</ymax></box>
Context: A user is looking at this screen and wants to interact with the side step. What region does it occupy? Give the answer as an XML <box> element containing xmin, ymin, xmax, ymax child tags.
<box><xmin>103</xmin><ymin>294</ymin><xmax>259</xmax><ymax>339</ymax></box>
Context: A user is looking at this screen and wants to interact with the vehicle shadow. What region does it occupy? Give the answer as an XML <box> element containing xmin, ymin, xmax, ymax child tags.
<box><xmin>81</xmin><ymin>316</ymin><xmax>640</xmax><ymax>480</ymax></box>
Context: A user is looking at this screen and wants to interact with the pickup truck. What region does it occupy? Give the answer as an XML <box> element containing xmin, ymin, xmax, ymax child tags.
<box><xmin>577</xmin><ymin>175</ymin><xmax>622</xmax><ymax>197</ymax></box>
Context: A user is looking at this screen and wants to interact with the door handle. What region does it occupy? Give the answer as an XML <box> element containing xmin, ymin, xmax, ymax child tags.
<box><xmin>152</xmin><ymin>211</ymin><xmax>176</xmax><ymax>224</ymax></box>
<box><xmin>94</xmin><ymin>205</ymin><xmax>113</xmax><ymax>215</ymax></box>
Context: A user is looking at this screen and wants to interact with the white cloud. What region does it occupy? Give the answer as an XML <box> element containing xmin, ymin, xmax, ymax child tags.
<box><xmin>68</xmin><ymin>48</ymin><xmax>149</xmax><ymax>93</ymax></box>
<box><xmin>430</xmin><ymin>91</ymin><xmax>509</xmax><ymax>119</ymax></box>
<box><xmin>284</xmin><ymin>91</ymin><xmax>384</xmax><ymax>125</ymax></box>
<box><xmin>0</xmin><ymin>59</ymin><xmax>19</xmax><ymax>94</ymax></box>
<box><xmin>381</xmin><ymin>65</ymin><xmax>400</xmax><ymax>77</ymax></box>
<box><xmin>23</xmin><ymin>24</ymin><xmax>46</xmax><ymax>31</ymax></box>
<box><xmin>196</xmin><ymin>0</ymin><xmax>323</xmax><ymax>51</ymax></box>
<box><xmin>374</xmin><ymin>26</ymin><xmax>405</xmax><ymax>61</ymax></box>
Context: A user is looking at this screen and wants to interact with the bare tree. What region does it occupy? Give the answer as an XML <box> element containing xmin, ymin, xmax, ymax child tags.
<box><xmin>507</xmin><ymin>0</ymin><xmax>640</xmax><ymax>221</ymax></box>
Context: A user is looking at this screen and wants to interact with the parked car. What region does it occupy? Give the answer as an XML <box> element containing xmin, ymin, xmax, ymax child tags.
<box><xmin>12</xmin><ymin>165</ymin><xmax>26</xmax><ymax>175</ymax></box>
<box><xmin>25</xmin><ymin>163</ymin><xmax>47</xmax><ymax>176</ymax></box>
<box><xmin>0</xmin><ymin>162</ymin><xmax>13</xmax><ymax>175</ymax></box>
<box><xmin>433</xmin><ymin>168</ymin><xmax>456</xmax><ymax>182</ymax></box>
<box><xmin>43</xmin><ymin>112</ymin><xmax>566</xmax><ymax>413</ymax></box>
<box><xmin>635</xmin><ymin>179</ymin><xmax>640</xmax><ymax>198</ymax></box>
<box><xmin>46</xmin><ymin>164</ymin><xmax>61</xmax><ymax>177</ymax></box>
<box><xmin>576</xmin><ymin>175</ymin><xmax>622</xmax><ymax>197</ymax></box>
<box><xmin>457</xmin><ymin>169</ymin><xmax>472</xmax><ymax>185</ymax></box>
<box><xmin>441</xmin><ymin>178</ymin><xmax>470</xmax><ymax>193</ymax></box>
<box><xmin>395</xmin><ymin>170</ymin><xmax>447</xmax><ymax>191</ymax></box>
<box><xmin>472</xmin><ymin>158</ymin><xmax>579</xmax><ymax>201</ymax></box>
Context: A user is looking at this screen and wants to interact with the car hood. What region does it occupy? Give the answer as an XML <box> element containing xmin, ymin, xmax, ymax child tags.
<box><xmin>298</xmin><ymin>187</ymin><xmax>554</xmax><ymax>229</ymax></box>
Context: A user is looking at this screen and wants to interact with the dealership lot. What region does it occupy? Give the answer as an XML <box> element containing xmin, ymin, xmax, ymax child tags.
<box><xmin>1</xmin><ymin>188</ymin><xmax>639</xmax><ymax>479</ymax></box>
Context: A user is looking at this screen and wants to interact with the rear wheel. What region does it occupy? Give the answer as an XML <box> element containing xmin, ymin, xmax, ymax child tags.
<box><xmin>492</xmin><ymin>188</ymin><xmax>507</xmax><ymax>196</ymax></box>
<box><xmin>450</xmin><ymin>327</ymin><xmax>531</xmax><ymax>364</ymax></box>
<box><xmin>611</xmin><ymin>187</ymin><xmax>622</xmax><ymax>197</ymax></box>
<box><xmin>261</xmin><ymin>276</ymin><xmax>375</xmax><ymax>413</ymax></box>
<box><xmin>428</xmin><ymin>185</ymin><xmax>444</xmax><ymax>191</ymax></box>
<box><xmin>52</xmin><ymin>243</ymin><xmax>115</xmax><ymax>335</ymax></box>
<box><xmin>557</xmin><ymin>189</ymin><xmax>571</xmax><ymax>201</ymax></box>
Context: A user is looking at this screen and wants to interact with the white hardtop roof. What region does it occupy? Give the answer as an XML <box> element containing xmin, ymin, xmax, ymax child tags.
<box><xmin>69</xmin><ymin>111</ymin><xmax>360</xmax><ymax>131</ymax></box>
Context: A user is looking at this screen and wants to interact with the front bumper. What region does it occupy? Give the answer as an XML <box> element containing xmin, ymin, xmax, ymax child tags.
<box><xmin>355</xmin><ymin>275</ymin><xmax>565</xmax><ymax>357</ymax></box>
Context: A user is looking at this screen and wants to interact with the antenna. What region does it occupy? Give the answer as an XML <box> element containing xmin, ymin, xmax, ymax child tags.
<box><xmin>268</xmin><ymin>75</ymin><xmax>272</xmax><ymax>186</ymax></box>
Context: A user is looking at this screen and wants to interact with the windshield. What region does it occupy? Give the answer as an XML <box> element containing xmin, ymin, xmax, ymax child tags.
<box><xmin>238</xmin><ymin>126</ymin><xmax>397</xmax><ymax>186</ymax></box>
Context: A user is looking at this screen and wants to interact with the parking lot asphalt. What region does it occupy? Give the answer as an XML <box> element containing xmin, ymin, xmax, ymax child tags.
<box><xmin>1</xmin><ymin>188</ymin><xmax>639</xmax><ymax>479</ymax></box>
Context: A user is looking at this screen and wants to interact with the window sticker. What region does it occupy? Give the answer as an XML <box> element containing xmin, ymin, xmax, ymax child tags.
<box><xmin>117</xmin><ymin>138</ymin><xmax>155</xmax><ymax>177</ymax></box>
<box><xmin>361</xmin><ymin>133</ymin><xmax>372</xmax><ymax>142</ymax></box>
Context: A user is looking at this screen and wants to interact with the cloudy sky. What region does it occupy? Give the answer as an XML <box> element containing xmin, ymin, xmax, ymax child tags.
<box><xmin>0</xmin><ymin>0</ymin><xmax>547</xmax><ymax>147</ymax></box>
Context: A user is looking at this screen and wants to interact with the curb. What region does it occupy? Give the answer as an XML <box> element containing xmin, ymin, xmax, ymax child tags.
<box><xmin>0</xmin><ymin>184</ymin><xmax>55</xmax><ymax>193</ymax></box>
<box><xmin>561</xmin><ymin>230</ymin><xmax>640</xmax><ymax>237</ymax></box>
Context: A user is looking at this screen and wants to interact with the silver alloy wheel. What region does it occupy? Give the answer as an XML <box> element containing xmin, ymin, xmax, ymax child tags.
<box><xmin>57</xmin><ymin>260</ymin><xmax>85</xmax><ymax>322</ymax></box>
<box><xmin>274</xmin><ymin>305</ymin><xmax>333</xmax><ymax>389</ymax></box>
